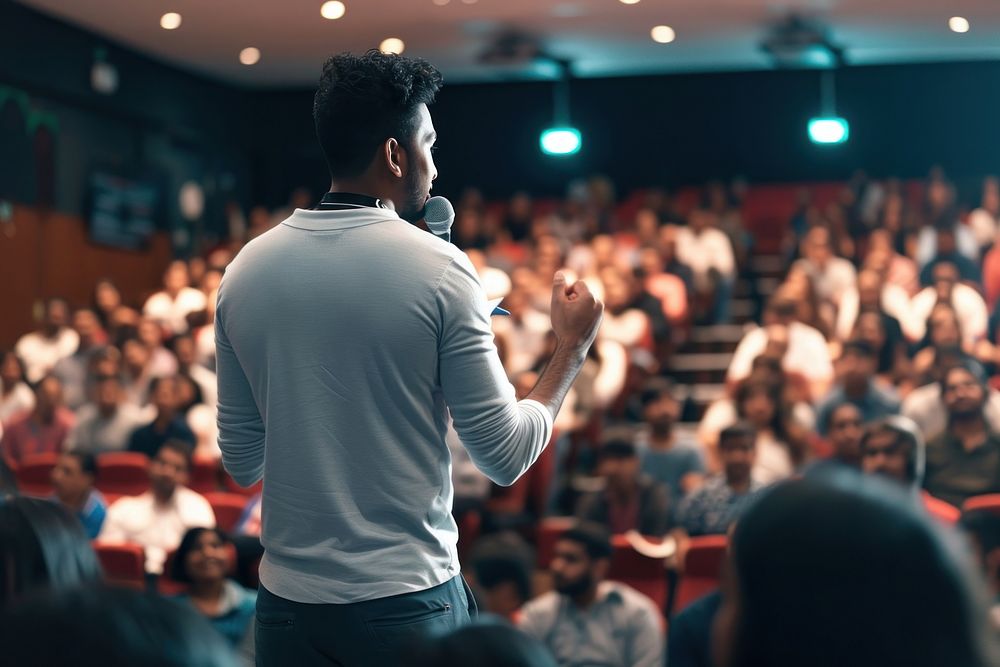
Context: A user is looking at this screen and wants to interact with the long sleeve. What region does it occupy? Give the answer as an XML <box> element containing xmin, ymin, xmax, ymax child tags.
<box><xmin>215</xmin><ymin>305</ymin><xmax>266</xmax><ymax>487</ymax></box>
<box><xmin>436</xmin><ymin>254</ymin><xmax>553</xmax><ymax>487</ymax></box>
<box><xmin>625</xmin><ymin>598</ymin><xmax>666</xmax><ymax>667</ymax></box>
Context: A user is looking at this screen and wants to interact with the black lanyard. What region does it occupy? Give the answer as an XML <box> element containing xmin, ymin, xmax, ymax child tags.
<box><xmin>314</xmin><ymin>192</ymin><xmax>387</xmax><ymax>211</ymax></box>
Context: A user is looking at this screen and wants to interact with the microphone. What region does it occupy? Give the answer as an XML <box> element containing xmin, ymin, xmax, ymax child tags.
<box><xmin>424</xmin><ymin>196</ymin><xmax>455</xmax><ymax>243</ymax></box>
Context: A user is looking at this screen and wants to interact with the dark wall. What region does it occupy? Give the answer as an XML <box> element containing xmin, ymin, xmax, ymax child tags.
<box><xmin>4</xmin><ymin>1</ymin><xmax>1000</xmax><ymax>217</ymax></box>
<box><xmin>252</xmin><ymin>60</ymin><xmax>1000</xmax><ymax>204</ymax></box>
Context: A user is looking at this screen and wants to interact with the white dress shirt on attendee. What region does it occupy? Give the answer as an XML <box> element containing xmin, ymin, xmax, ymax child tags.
<box><xmin>726</xmin><ymin>323</ymin><xmax>834</xmax><ymax>390</ymax></box>
<box><xmin>907</xmin><ymin>284</ymin><xmax>988</xmax><ymax>344</ymax></box>
<box><xmin>15</xmin><ymin>328</ymin><xmax>79</xmax><ymax>384</ymax></box>
<box><xmin>674</xmin><ymin>227</ymin><xmax>736</xmax><ymax>284</ymax></box>
<box><xmin>143</xmin><ymin>287</ymin><xmax>207</xmax><ymax>335</ymax></box>
<box><xmin>0</xmin><ymin>383</ymin><xmax>35</xmax><ymax>425</ymax></box>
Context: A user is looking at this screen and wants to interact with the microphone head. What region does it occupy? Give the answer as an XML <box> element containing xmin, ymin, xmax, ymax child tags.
<box><xmin>424</xmin><ymin>196</ymin><xmax>455</xmax><ymax>236</ymax></box>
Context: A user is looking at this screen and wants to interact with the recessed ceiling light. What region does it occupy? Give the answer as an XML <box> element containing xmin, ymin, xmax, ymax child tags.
<box><xmin>239</xmin><ymin>47</ymin><xmax>261</xmax><ymax>65</ymax></box>
<box><xmin>320</xmin><ymin>1</ymin><xmax>346</xmax><ymax>20</ymax></box>
<box><xmin>651</xmin><ymin>25</ymin><xmax>675</xmax><ymax>44</ymax></box>
<box><xmin>380</xmin><ymin>38</ymin><xmax>405</xmax><ymax>54</ymax></box>
<box><xmin>949</xmin><ymin>16</ymin><xmax>970</xmax><ymax>33</ymax></box>
<box><xmin>432</xmin><ymin>0</ymin><xmax>450</xmax><ymax>5</ymax></box>
<box><xmin>160</xmin><ymin>12</ymin><xmax>182</xmax><ymax>30</ymax></box>
<box><xmin>461</xmin><ymin>0</ymin><xmax>478</xmax><ymax>4</ymax></box>
<box><xmin>619</xmin><ymin>0</ymin><xmax>640</xmax><ymax>4</ymax></box>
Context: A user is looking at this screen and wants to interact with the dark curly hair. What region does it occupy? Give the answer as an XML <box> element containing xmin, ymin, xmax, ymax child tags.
<box><xmin>313</xmin><ymin>50</ymin><xmax>443</xmax><ymax>179</ymax></box>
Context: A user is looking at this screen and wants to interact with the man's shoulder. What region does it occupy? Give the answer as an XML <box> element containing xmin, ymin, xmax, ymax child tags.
<box><xmin>603</xmin><ymin>581</ymin><xmax>661</xmax><ymax>618</ymax></box>
<box><xmin>519</xmin><ymin>591</ymin><xmax>561</xmax><ymax>621</ymax></box>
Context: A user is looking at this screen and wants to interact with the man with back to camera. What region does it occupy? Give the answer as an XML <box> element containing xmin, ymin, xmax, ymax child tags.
<box><xmin>215</xmin><ymin>51</ymin><xmax>603</xmax><ymax>666</ymax></box>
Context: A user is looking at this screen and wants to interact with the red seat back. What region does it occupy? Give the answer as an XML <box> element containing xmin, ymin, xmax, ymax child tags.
<box><xmin>673</xmin><ymin>535</ymin><xmax>727</xmax><ymax>615</ymax></box>
<box><xmin>96</xmin><ymin>452</ymin><xmax>150</xmax><ymax>496</ymax></box>
<box><xmin>963</xmin><ymin>494</ymin><xmax>1000</xmax><ymax>515</ymax></box>
<box><xmin>204</xmin><ymin>492</ymin><xmax>249</xmax><ymax>533</ymax></box>
<box><xmin>92</xmin><ymin>541</ymin><xmax>146</xmax><ymax>590</ymax></box>
<box><xmin>608</xmin><ymin>535</ymin><xmax>668</xmax><ymax>613</ymax></box>
<box><xmin>15</xmin><ymin>452</ymin><xmax>59</xmax><ymax>497</ymax></box>
<box><xmin>189</xmin><ymin>456</ymin><xmax>220</xmax><ymax>494</ymax></box>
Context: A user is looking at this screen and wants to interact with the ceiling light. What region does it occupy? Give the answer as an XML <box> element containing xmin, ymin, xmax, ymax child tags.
<box><xmin>239</xmin><ymin>47</ymin><xmax>261</xmax><ymax>65</ymax></box>
<box><xmin>808</xmin><ymin>117</ymin><xmax>849</xmax><ymax>145</ymax></box>
<box><xmin>651</xmin><ymin>25</ymin><xmax>676</xmax><ymax>44</ymax></box>
<box><xmin>949</xmin><ymin>16</ymin><xmax>970</xmax><ymax>33</ymax></box>
<box><xmin>159</xmin><ymin>12</ymin><xmax>182</xmax><ymax>30</ymax></box>
<box><xmin>619</xmin><ymin>0</ymin><xmax>640</xmax><ymax>4</ymax></box>
<box><xmin>461</xmin><ymin>0</ymin><xmax>478</xmax><ymax>4</ymax></box>
<box><xmin>380</xmin><ymin>38</ymin><xmax>405</xmax><ymax>54</ymax></box>
<box><xmin>432</xmin><ymin>0</ymin><xmax>450</xmax><ymax>4</ymax></box>
<box><xmin>320</xmin><ymin>1</ymin><xmax>346</xmax><ymax>19</ymax></box>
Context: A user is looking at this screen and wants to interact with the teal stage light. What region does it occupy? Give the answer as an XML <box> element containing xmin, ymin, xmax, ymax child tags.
<box><xmin>808</xmin><ymin>116</ymin><xmax>849</xmax><ymax>145</ymax></box>
<box><xmin>540</xmin><ymin>127</ymin><xmax>582</xmax><ymax>156</ymax></box>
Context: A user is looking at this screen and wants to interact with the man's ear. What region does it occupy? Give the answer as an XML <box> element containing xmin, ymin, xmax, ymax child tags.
<box><xmin>384</xmin><ymin>138</ymin><xmax>405</xmax><ymax>179</ymax></box>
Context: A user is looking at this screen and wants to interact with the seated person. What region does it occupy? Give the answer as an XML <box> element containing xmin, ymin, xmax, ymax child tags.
<box><xmin>859</xmin><ymin>416</ymin><xmax>960</xmax><ymax>523</ymax></box>
<box><xmin>66</xmin><ymin>374</ymin><xmax>146</xmax><ymax>454</ymax></box>
<box><xmin>469</xmin><ymin>531</ymin><xmax>535</xmax><ymax>621</ymax></box>
<box><xmin>908</xmin><ymin>262</ymin><xmax>987</xmax><ymax>345</ymax></box>
<box><xmin>676</xmin><ymin>423</ymin><xmax>763</xmax><ymax>537</ymax></box>
<box><xmin>127</xmin><ymin>376</ymin><xmax>196</xmax><ymax>458</ymax></box>
<box><xmin>814</xmin><ymin>340</ymin><xmax>900</xmax><ymax>436</ymax></box>
<box><xmin>99</xmin><ymin>440</ymin><xmax>215</xmax><ymax>575</ymax></box>
<box><xmin>635</xmin><ymin>378</ymin><xmax>704</xmax><ymax>502</ymax></box>
<box><xmin>517</xmin><ymin>522</ymin><xmax>664</xmax><ymax>667</ymax></box>
<box><xmin>408</xmin><ymin>622</ymin><xmax>557</xmax><ymax>667</ymax></box>
<box><xmin>574</xmin><ymin>438</ymin><xmax>671</xmax><ymax>536</ymax></box>
<box><xmin>667</xmin><ymin>590</ymin><xmax>722</xmax><ymax>667</ymax></box>
<box><xmin>1</xmin><ymin>375</ymin><xmax>75</xmax><ymax>466</ymax></box>
<box><xmin>171</xmin><ymin>527</ymin><xmax>256</xmax><ymax>648</ymax></box>
<box><xmin>923</xmin><ymin>362</ymin><xmax>1000</xmax><ymax>508</ymax></box>
<box><xmin>50</xmin><ymin>451</ymin><xmax>107</xmax><ymax>539</ymax></box>
<box><xmin>822</xmin><ymin>402</ymin><xmax>864</xmax><ymax>468</ymax></box>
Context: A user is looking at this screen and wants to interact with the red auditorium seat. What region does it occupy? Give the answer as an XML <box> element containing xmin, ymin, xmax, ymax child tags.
<box><xmin>673</xmin><ymin>535</ymin><xmax>728</xmax><ymax>615</ymax></box>
<box><xmin>95</xmin><ymin>452</ymin><xmax>149</xmax><ymax>497</ymax></box>
<box><xmin>608</xmin><ymin>534</ymin><xmax>669</xmax><ymax>614</ymax></box>
<box><xmin>204</xmin><ymin>492</ymin><xmax>249</xmax><ymax>533</ymax></box>
<box><xmin>222</xmin><ymin>473</ymin><xmax>262</xmax><ymax>497</ymax></box>
<box><xmin>189</xmin><ymin>455</ymin><xmax>219</xmax><ymax>494</ymax></box>
<box><xmin>14</xmin><ymin>451</ymin><xmax>59</xmax><ymax>497</ymax></box>
<box><xmin>159</xmin><ymin>542</ymin><xmax>237</xmax><ymax>595</ymax></box>
<box><xmin>93</xmin><ymin>542</ymin><xmax>146</xmax><ymax>590</ymax></box>
<box><xmin>963</xmin><ymin>494</ymin><xmax>1000</xmax><ymax>515</ymax></box>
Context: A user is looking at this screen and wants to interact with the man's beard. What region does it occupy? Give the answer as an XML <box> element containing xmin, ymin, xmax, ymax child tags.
<box><xmin>397</xmin><ymin>171</ymin><xmax>426</xmax><ymax>223</ymax></box>
<box><xmin>554</xmin><ymin>572</ymin><xmax>593</xmax><ymax>598</ymax></box>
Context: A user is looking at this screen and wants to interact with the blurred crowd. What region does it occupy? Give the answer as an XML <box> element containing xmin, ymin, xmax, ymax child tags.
<box><xmin>5</xmin><ymin>168</ymin><xmax>1000</xmax><ymax>666</ymax></box>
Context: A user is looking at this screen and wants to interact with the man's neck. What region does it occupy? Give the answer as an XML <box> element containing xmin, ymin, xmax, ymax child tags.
<box><xmin>191</xmin><ymin>579</ymin><xmax>226</xmax><ymax>602</ymax></box>
<box><xmin>328</xmin><ymin>178</ymin><xmax>397</xmax><ymax>213</ymax></box>
<box><xmin>843</xmin><ymin>380</ymin><xmax>869</xmax><ymax>399</ymax></box>
<box><xmin>727</xmin><ymin>476</ymin><xmax>752</xmax><ymax>494</ymax></box>
<box><xmin>152</xmin><ymin>489</ymin><xmax>176</xmax><ymax>506</ymax></box>
<box><xmin>98</xmin><ymin>403</ymin><xmax>118</xmax><ymax>419</ymax></box>
<box><xmin>33</xmin><ymin>409</ymin><xmax>55</xmax><ymax>425</ymax></box>
<box><xmin>154</xmin><ymin>410</ymin><xmax>175</xmax><ymax>429</ymax></box>
<box><xmin>649</xmin><ymin>428</ymin><xmax>674</xmax><ymax>450</ymax></box>
<box><xmin>571</xmin><ymin>585</ymin><xmax>600</xmax><ymax>610</ymax></box>
<box><xmin>951</xmin><ymin>415</ymin><xmax>989</xmax><ymax>451</ymax></box>
<box><xmin>60</xmin><ymin>490</ymin><xmax>89</xmax><ymax>512</ymax></box>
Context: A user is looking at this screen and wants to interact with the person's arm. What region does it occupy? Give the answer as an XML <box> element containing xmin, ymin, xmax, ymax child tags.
<box><xmin>626</xmin><ymin>598</ymin><xmax>666</xmax><ymax>667</ymax></box>
<box><xmin>439</xmin><ymin>260</ymin><xmax>602</xmax><ymax>487</ymax></box>
<box><xmin>215</xmin><ymin>295</ymin><xmax>266</xmax><ymax>487</ymax></box>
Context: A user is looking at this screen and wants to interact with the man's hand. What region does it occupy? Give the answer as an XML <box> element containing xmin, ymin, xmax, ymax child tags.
<box><xmin>550</xmin><ymin>272</ymin><xmax>604</xmax><ymax>351</ymax></box>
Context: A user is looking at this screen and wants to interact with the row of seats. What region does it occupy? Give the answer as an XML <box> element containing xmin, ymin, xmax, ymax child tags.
<box><xmin>12</xmin><ymin>451</ymin><xmax>260</xmax><ymax>501</ymax></box>
<box><xmin>92</xmin><ymin>541</ymin><xmax>250</xmax><ymax>594</ymax></box>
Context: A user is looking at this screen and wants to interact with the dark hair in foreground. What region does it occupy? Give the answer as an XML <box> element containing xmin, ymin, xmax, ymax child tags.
<box><xmin>405</xmin><ymin>621</ymin><xmax>557</xmax><ymax>667</ymax></box>
<box><xmin>314</xmin><ymin>50</ymin><xmax>443</xmax><ymax>179</ymax></box>
<box><xmin>724</xmin><ymin>470</ymin><xmax>997</xmax><ymax>667</ymax></box>
<box><xmin>0</xmin><ymin>497</ymin><xmax>103</xmax><ymax>606</ymax></box>
<box><xmin>0</xmin><ymin>585</ymin><xmax>239</xmax><ymax>666</ymax></box>
<box><xmin>170</xmin><ymin>526</ymin><xmax>229</xmax><ymax>584</ymax></box>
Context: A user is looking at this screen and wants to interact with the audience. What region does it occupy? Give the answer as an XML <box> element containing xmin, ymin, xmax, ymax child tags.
<box><xmin>1</xmin><ymin>374</ymin><xmax>75</xmax><ymax>466</ymax></box>
<box><xmin>909</xmin><ymin>262</ymin><xmax>988</xmax><ymax>345</ymax></box>
<box><xmin>574</xmin><ymin>439</ymin><xmax>672</xmax><ymax>536</ymax></box>
<box><xmin>171</xmin><ymin>527</ymin><xmax>256</xmax><ymax>648</ymax></box>
<box><xmin>674</xmin><ymin>207</ymin><xmax>735</xmax><ymax>324</ymax></box>
<box><xmin>0</xmin><ymin>349</ymin><xmax>33</xmax><ymax>425</ymax></box>
<box><xmin>14</xmin><ymin>298</ymin><xmax>79</xmax><ymax>384</ymax></box>
<box><xmin>66</xmin><ymin>374</ymin><xmax>146</xmax><ymax>454</ymax></box>
<box><xmin>51</xmin><ymin>308</ymin><xmax>107</xmax><ymax>411</ymax></box>
<box><xmin>635</xmin><ymin>378</ymin><xmax>704</xmax><ymax>502</ymax></box>
<box><xmin>50</xmin><ymin>451</ymin><xmax>107</xmax><ymax>538</ymax></box>
<box><xmin>924</xmin><ymin>362</ymin><xmax>1000</xmax><ymax>508</ymax></box>
<box><xmin>814</xmin><ymin>340</ymin><xmax>900</xmax><ymax>435</ymax></box>
<box><xmin>408</xmin><ymin>621</ymin><xmax>558</xmax><ymax>667</ymax></box>
<box><xmin>127</xmin><ymin>376</ymin><xmax>196</xmax><ymax>458</ymax></box>
<box><xmin>469</xmin><ymin>531</ymin><xmax>535</xmax><ymax>620</ymax></box>
<box><xmin>518</xmin><ymin>522</ymin><xmax>663</xmax><ymax>666</ymax></box>
<box><xmin>823</xmin><ymin>402</ymin><xmax>864</xmax><ymax>468</ymax></box>
<box><xmin>99</xmin><ymin>440</ymin><xmax>215</xmax><ymax>575</ymax></box>
<box><xmin>960</xmin><ymin>510</ymin><xmax>1000</xmax><ymax>629</ymax></box>
<box><xmin>676</xmin><ymin>423</ymin><xmax>761</xmax><ymax>536</ymax></box>
<box><xmin>143</xmin><ymin>260</ymin><xmax>208</xmax><ymax>336</ymax></box>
